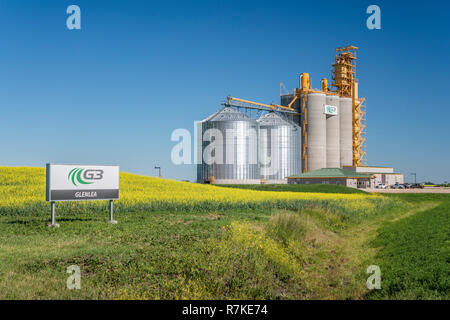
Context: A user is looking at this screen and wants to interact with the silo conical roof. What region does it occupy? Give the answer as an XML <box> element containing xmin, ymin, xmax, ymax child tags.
<box><xmin>257</xmin><ymin>112</ymin><xmax>299</xmax><ymax>128</ymax></box>
<box><xmin>203</xmin><ymin>106</ymin><xmax>254</xmax><ymax>122</ymax></box>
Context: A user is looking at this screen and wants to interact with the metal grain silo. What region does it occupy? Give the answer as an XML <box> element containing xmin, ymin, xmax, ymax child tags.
<box><xmin>339</xmin><ymin>97</ymin><xmax>353</xmax><ymax>167</ymax></box>
<box><xmin>326</xmin><ymin>94</ymin><xmax>340</xmax><ymax>168</ymax></box>
<box><xmin>303</xmin><ymin>92</ymin><xmax>326</xmax><ymax>171</ymax></box>
<box><xmin>198</xmin><ymin>106</ymin><xmax>260</xmax><ymax>184</ymax></box>
<box><xmin>257</xmin><ymin>112</ymin><xmax>301</xmax><ymax>182</ymax></box>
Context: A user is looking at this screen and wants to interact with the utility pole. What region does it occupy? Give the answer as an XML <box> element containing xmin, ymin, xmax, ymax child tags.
<box><xmin>154</xmin><ymin>166</ymin><xmax>161</xmax><ymax>178</ymax></box>
<box><xmin>411</xmin><ymin>173</ymin><xmax>416</xmax><ymax>184</ymax></box>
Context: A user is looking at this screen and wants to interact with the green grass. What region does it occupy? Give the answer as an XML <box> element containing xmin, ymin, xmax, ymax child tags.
<box><xmin>0</xmin><ymin>167</ymin><xmax>448</xmax><ymax>300</ymax></box>
<box><xmin>0</xmin><ymin>209</ymin><xmax>271</xmax><ymax>299</ymax></box>
<box><xmin>365</xmin><ymin>194</ymin><xmax>450</xmax><ymax>299</ymax></box>
<box><xmin>0</xmin><ymin>204</ymin><xmax>354</xmax><ymax>299</ymax></box>
<box><xmin>221</xmin><ymin>183</ymin><xmax>367</xmax><ymax>194</ymax></box>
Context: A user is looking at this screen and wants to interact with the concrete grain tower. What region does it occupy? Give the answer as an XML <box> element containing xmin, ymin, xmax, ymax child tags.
<box><xmin>303</xmin><ymin>91</ymin><xmax>327</xmax><ymax>171</ymax></box>
<box><xmin>331</xmin><ymin>46</ymin><xmax>367</xmax><ymax>167</ymax></box>
<box><xmin>280</xmin><ymin>45</ymin><xmax>367</xmax><ymax>172</ymax></box>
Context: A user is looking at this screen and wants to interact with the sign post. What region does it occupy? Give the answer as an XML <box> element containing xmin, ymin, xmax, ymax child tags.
<box><xmin>50</xmin><ymin>201</ymin><xmax>58</xmax><ymax>227</ymax></box>
<box><xmin>109</xmin><ymin>199</ymin><xmax>117</xmax><ymax>224</ymax></box>
<box><xmin>46</xmin><ymin>164</ymin><xmax>120</xmax><ymax>227</ymax></box>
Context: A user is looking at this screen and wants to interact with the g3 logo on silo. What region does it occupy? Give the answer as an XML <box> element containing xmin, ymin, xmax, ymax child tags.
<box><xmin>68</xmin><ymin>168</ymin><xmax>104</xmax><ymax>186</ymax></box>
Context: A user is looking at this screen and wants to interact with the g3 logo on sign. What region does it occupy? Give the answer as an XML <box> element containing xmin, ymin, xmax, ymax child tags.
<box><xmin>68</xmin><ymin>168</ymin><xmax>104</xmax><ymax>186</ymax></box>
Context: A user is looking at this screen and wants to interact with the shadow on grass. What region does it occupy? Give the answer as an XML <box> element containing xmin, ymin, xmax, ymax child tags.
<box><xmin>5</xmin><ymin>216</ymin><xmax>98</xmax><ymax>224</ymax></box>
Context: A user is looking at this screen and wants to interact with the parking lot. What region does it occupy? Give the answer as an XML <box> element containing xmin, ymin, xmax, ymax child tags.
<box><xmin>367</xmin><ymin>187</ymin><xmax>450</xmax><ymax>194</ymax></box>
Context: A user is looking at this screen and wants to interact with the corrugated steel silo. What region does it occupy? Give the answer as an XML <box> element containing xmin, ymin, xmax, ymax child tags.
<box><xmin>303</xmin><ymin>92</ymin><xmax>326</xmax><ymax>171</ymax></box>
<box><xmin>339</xmin><ymin>97</ymin><xmax>353</xmax><ymax>167</ymax></box>
<box><xmin>326</xmin><ymin>95</ymin><xmax>340</xmax><ymax>168</ymax></box>
<box><xmin>196</xmin><ymin>109</ymin><xmax>219</xmax><ymax>183</ymax></box>
<box><xmin>257</xmin><ymin>112</ymin><xmax>301</xmax><ymax>182</ymax></box>
<box><xmin>198</xmin><ymin>107</ymin><xmax>260</xmax><ymax>184</ymax></box>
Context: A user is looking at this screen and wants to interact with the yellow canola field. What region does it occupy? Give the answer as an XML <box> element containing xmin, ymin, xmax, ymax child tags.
<box><xmin>0</xmin><ymin>167</ymin><xmax>398</xmax><ymax>216</ymax></box>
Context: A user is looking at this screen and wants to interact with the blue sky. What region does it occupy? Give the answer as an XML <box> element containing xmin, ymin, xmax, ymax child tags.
<box><xmin>0</xmin><ymin>0</ymin><xmax>449</xmax><ymax>183</ymax></box>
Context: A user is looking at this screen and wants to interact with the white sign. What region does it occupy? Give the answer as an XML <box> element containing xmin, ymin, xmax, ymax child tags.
<box><xmin>324</xmin><ymin>105</ymin><xmax>338</xmax><ymax>115</ymax></box>
<box><xmin>46</xmin><ymin>164</ymin><xmax>120</xmax><ymax>201</ymax></box>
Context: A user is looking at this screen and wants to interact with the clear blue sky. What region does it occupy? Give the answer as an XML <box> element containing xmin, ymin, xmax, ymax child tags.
<box><xmin>0</xmin><ymin>0</ymin><xmax>448</xmax><ymax>183</ymax></box>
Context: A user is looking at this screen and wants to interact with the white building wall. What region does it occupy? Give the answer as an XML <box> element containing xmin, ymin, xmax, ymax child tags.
<box><xmin>385</xmin><ymin>174</ymin><xmax>404</xmax><ymax>186</ymax></box>
<box><xmin>346</xmin><ymin>178</ymin><xmax>357</xmax><ymax>188</ymax></box>
<box><xmin>343</xmin><ymin>166</ymin><xmax>394</xmax><ymax>174</ymax></box>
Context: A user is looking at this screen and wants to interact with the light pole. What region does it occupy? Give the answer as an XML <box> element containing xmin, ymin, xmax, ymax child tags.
<box><xmin>154</xmin><ymin>166</ymin><xmax>161</xmax><ymax>178</ymax></box>
<box><xmin>411</xmin><ymin>173</ymin><xmax>416</xmax><ymax>184</ymax></box>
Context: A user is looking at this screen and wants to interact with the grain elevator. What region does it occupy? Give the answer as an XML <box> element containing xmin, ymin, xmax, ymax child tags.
<box><xmin>196</xmin><ymin>46</ymin><xmax>395</xmax><ymax>187</ymax></box>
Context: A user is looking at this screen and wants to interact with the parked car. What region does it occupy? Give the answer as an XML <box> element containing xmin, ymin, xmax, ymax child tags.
<box><xmin>391</xmin><ymin>183</ymin><xmax>405</xmax><ymax>189</ymax></box>
<box><xmin>404</xmin><ymin>183</ymin><xmax>412</xmax><ymax>189</ymax></box>
<box><xmin>376</xmin><ymin>183</ymin><xmax>387</xmax><ymax>189</ymax></box>
<box><xmin>410</xmin><ymin>183</ymin><xmax>424</xmax><ymax>189</ymax></box>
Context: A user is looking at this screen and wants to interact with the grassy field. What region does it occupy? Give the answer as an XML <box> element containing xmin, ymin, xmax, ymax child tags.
<box><xmin>0</xmin><ymin>167</ymin><xmax>447</xmax><ymax>299</ymax></box>
<box><xmin>366</xmin><ymin>194</ymin><xmax>449</xmax><ymax>299</ymax></box>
